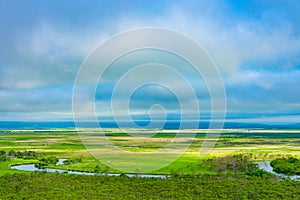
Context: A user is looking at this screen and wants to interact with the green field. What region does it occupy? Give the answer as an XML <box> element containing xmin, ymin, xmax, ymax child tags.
<box><xmin>1</xmin><ymin>128</ymin><xmax>300</xmax><ymax>176</ymax></box>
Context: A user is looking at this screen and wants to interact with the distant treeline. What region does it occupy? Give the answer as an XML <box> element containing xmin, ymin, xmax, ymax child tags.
<box><xmin>0</xmin><ymin>150</ymin><xmax>38</xmax><ymax>161</ymax></box>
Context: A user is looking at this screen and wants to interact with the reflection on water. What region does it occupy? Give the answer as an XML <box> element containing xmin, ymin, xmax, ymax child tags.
<box><xmin>255</xmin><ymin>161</ymin><xmax>300</xmax><ymax>181</ymax></box>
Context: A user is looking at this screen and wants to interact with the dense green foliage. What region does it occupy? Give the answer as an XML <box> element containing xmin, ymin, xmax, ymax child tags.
<box><xmin>0</xmin><ymin>173</ymin><xmax>299</xmax><ymax>199</ymax></box>
<box><xmin>0</xmin><ymin>150</ymin><xmax>39</xmax><ymax>161</ymax></box>
<box><xmin>0</xmin><ymin>150</ymin><xmax>39</xmax><ymax>163</ymax></box>
<box><xmin>0</xmin><ymin>150</ymin><xmax>6</xmax><ymax>162</ymax></box>
<box><xmin>198</xmin><ymin>154</ymin><xmax>268</xmax><ymax>177</ymax></box>
<box><xmin>63</xmin><ymin>158</ymin><xmax>82</xmax><ymax>165</ymax></box>
<box><xmin>8</xmin><ymin>150</ymin><xmax>39</xmax><ymax>159</ymax></box>
<box><xmin>34</xmin><ymin>156</ymin><xmax>59</xmax><ymax>169</ymax></box>
<box><xmin>271</xmin><ymin>157</ymin><xmax>300</xmax><ymax>175</ymax></box>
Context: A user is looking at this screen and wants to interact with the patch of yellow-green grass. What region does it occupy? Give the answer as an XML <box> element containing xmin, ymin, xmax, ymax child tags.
<box><xmin>52</xmin><ymin>152</ymin><xmax>211</xmax><ymax>175</ymax></box>
<box><xmin>152</xmin><ymin>153</ymin><xmax>214</xmax><ymax>175</ymax></box>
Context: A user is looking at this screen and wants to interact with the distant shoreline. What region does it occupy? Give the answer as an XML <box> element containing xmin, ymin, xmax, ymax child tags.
<box><xmin>0</xmin><ymin>121</ymin><xmax>300</xmax><ymax>130</ymax></box>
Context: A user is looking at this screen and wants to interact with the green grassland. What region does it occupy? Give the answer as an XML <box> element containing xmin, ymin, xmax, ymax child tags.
<box><xmin>1</xmin><ymin>128</ymin><xmax>300</xmax><ymax>175</ymax></box>
<box><xmin>1</xmin><ymin>128</ymin><xmax>300</xmax><ymax>199</ymax></box>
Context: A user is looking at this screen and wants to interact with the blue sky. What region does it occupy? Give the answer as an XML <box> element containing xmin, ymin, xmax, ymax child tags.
<box><xmin>0</xmin><ymin>0</ymin><xmax>300</xmax><ymax>124</ymax></box>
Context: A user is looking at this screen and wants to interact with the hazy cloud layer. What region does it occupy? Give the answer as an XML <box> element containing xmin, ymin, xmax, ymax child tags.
<box><xmin>0</xmin><ymin>0</ymin><xmax>300</xmax><ymax>123</ymax></box>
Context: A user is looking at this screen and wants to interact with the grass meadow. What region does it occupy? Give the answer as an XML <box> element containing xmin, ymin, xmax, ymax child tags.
<box><xmin>1</xmin><ymin>128</ymin><xmax>300</xmax><ymax>175</ymax></box>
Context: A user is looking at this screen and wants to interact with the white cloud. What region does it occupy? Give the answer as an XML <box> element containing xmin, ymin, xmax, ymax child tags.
<box><xmin>0</xmin><ymin>22</ymin><xmax>110</xmax><ymax>90</ymax></box>
<box><xmin>121</xmin><ymin>5</ymin><xmax>300</xmax><ymax>72</ymax></box>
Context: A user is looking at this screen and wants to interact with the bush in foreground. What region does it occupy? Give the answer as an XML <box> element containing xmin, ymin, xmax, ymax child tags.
<box><xmin>0</xmin><ymin>173</ymin><xmax>299</xmax><ymax>199</ymax></box>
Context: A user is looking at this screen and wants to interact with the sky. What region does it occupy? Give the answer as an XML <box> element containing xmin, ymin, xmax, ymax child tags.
<box><xmin>0</xmin><ymin>0</ymin><xmax>300</xmax><ymax>124</ymax></box>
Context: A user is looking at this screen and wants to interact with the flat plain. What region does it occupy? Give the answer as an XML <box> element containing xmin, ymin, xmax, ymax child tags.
<box><xmin>1</xmin><ymin>128</ymin><xmax>300</xmax><ymax>175</ymax></box>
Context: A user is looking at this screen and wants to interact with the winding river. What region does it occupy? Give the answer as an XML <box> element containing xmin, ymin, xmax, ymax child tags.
<box><xmin>10</xmin><ymin>159</ymin><xmax>167</xmax><ymax>178</ymax></box>
<box><xmin>10</xmin><ymin>159</ymin><xmax>300</xmax><ymax>180</ymax></box>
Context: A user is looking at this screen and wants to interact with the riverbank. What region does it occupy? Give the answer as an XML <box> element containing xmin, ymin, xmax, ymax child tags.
<box><xmin>11</xmin><ymin>159</ymin><xmax>168</xmax><ymax>178</ymax></box>
<box><xmin>255</xmin><ymin>161</ymin><xmax>300</xmax><ymax>181</ymax></box>
<box><xmin>10</xmin><ymin>158</ymin><xmax>300</xmax><ymax>181</ymax></box>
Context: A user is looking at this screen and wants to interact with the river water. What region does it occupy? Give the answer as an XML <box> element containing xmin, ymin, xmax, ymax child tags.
<box><xmin>11</xmin><ymin>159</ymin><xmax>167</xmax><ymax>178</ymax></box>
<box><xmin>11</xmin><ymin>159</ymin><xmax>300</xmax><ymax>180</ymax></box>
<box><xmin>255</xmin><ymin>161</ymin><xmax>300</xmax><ymax>181</ymax></box>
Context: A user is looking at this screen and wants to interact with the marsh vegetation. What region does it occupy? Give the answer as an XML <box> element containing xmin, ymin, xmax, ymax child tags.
<box><xmin>1</xmin><ymin>128</ymin><xmax>300</xmax><ymax>198</ymax></box>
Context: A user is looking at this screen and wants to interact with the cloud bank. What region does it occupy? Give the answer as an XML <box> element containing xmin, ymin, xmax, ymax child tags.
<box><xmin>0</xmin><ymin>0</ymin><xmax>300</xmax><ymax>123</ymax></box>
